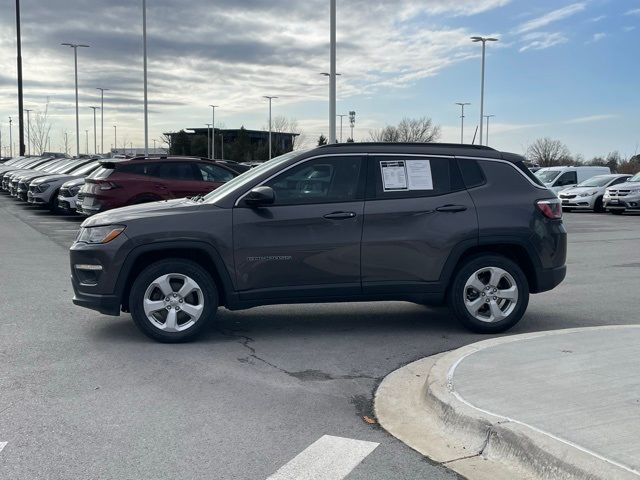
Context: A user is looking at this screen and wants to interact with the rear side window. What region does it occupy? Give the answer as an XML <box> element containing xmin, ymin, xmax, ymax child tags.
<box><xmin>457</xmin><ymin>159</ymin><xmax>486</xmax><ymax>188</ymax></box>
<box><xmin>154</xmin><ymin>162</ymin><xmax>200</xmax><ymax>181</ymax></box>
<box><xmin>117</xmin><ymin>162</ymin><xmax>157</xmax><ymax>176</ymax></box>
<box><xmin>514</xmin><ymin>161</ymin><xmax>545</xmax><ymax>187</ymax></box>
<box><xmin>88</xmin><ymin>167</ymin><xmax>114</xmax><ymax>179</ymax></box>
<box><xmin>369</xmin><ymin>157</ymin><xmax>459</xmax><ymax>199</ymax></box>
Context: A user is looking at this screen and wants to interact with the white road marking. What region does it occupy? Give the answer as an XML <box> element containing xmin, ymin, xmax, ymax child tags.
<box><xmin>0</xmin><ymin>442</ymin><xmax>7</xmax><ymax>454</ymax></box>
<box><xmin>266</xmin><ymin>435</ymin><xmax>379</xmax><ymax>480</ymax></box>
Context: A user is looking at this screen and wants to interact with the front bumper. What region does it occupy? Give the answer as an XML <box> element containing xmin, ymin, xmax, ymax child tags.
<box><xmin>604</xmin><ymin>195</ymin><xmax>640</xmax><ymax>210</ymax></box>
<box><xmin>71</xmin><ymin>276</ymin><xmax>121</xmax><ymax>316</ymax></box>
<box><xmin>27</xmin><ymin>191</ymin><xmax>48</xmax><ymax>204</ymax></box>
<box><xmin>559</xmin><ymin>196</ymin><xmax>596</xmax><ymax>209</ymax></box>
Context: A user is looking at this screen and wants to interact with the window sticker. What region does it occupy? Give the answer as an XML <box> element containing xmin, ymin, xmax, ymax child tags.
<box><xmin>380</xmin><ymin>159</ymin><xmax>433</xmax><ymax>191</ymax></box>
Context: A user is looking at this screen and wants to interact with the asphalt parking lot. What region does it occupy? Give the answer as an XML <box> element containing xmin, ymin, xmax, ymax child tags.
<box><xmin>1</xmin><ymin>194</ymin><xmax>639</xmax><ymax>480</ymax></box>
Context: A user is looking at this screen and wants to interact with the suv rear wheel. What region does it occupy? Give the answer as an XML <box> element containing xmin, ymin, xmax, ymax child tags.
<box><xmin>448</xmin><ymin>254</ymin><xmax>529</xmax><ymax>333</ymax></box>
<box><xmin>129</xmin><ymin>259</ymin><xmax>218</xmax><ymax>342</ymax></box>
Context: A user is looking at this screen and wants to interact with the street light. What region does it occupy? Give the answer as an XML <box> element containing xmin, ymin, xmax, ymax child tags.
<box><xmin>349</xmin><ymin>111</ymin><xmax>356</xmax><ymax>141</ymax></box>
<box><xmin>61</xmin><ymin>43</ymin><xmax>89</xmax><ymax>158</ymax></box>
<box><xmin>205</xmin><ymin>123</ymin><xmax>212</xmax><ymax>159</ymax></box>
<box><xmin>209</xmin><ymin>105</ymin><xmax>218</xmax><ymax>160</ymax></box>
<box><xmin>15</xmin><ymin>0</ymin><xmax>26</xmax><ymax>156</ymax></box>
<box><xmin>8</xmin><ymin>116</ymin><xmax>13</xmax><ymax>157</ymax></box>
<box><xmin>113</xmin><ymin>125</ymin><xmax>117</xmax><ymax>154</ymax></box>
<box><xmin>484</xmin><ymin>115</ymin><xmax>495</xmax><ymax>146</ymax></box>
<box><xmin>24</xmin><ymin>108</ymin><xmax>32</xmax><ymax>155</ymax></box>
<box><xmin>89</xmin><ymin>106</ymin><xmax>100</xmax><ymax>154</ymax></box>
<box><xmin>336</xmin><ymin>114</ymin><xmax>347</xmax><ymax>143</ymax></box>
<box><xmin>471</xmin><ymin>36</ymin><xmax>498</xmax><ymax>146</ymax></box>
<box><xmin>263</xmin><ymin>96</ymin><xmax>277</xmax><ymax>159</ymax></box>
<box><xmin>329</xmin><ymin>0</ymin><xmax>337</xmax><ymax>144</ymax></box>
<box><xmin>96</xmin><ymin>88</ymin><xmax>109</xmax><ymax>154</ymax></box>
<box><xmin>142</xmin><ymin>0</ymin><xmax>149</xmax><ymax>156</ymax></box>
<box><xmin>455</xmin><ymin>102</ymin><xmax>471</xmax><ymax>144</ymax></box>
<box><xmin>85</xmin><ymin>129</ymin><xmax>89</xmax><ymax>155</ymax></box>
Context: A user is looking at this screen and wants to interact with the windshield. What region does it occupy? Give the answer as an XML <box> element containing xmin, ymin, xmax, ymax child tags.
<box><xmin>203</xmin><ymin>150</ymin><xmax>306</xmax><ymax>203</ymax></box>
<box><xmin>535</xmin><ymin>170</ymin><xmax>561</xmax><ymax>183</ymax></box>
<box><xmin>629</xmin><ymin>172</ymin><xmax>640</xmax><ymax>183</ymax></box>
<box><xmin>69</xmin><ymin>161</ymin><xmax>99</xmax><ymax>175</ymax></box>
<box><xmin>577</xmin><ymin>176</ymin><xmax>616</xmax><ymax>188</ymax></box>
<box><xmin>42</xmin><ymin>160</ymin><xmax>69</xmax><ymax>172</ymax></box>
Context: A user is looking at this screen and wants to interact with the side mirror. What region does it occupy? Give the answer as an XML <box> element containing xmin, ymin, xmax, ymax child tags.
<box><xmin>244</xmin><ymin>186</ymin><xmax>275</xmax><ymax>207</ymax></box>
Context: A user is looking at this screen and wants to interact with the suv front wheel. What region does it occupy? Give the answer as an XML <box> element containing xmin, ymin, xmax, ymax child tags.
<box><xmin>129</xmin><ymin>259</ymin><xmax>219</xmax><ymax>342</ymax></box>
<box><xmin>448</xmin><ymin>254</ymin><xmax>529</xmax><ymax>334</ymax></box>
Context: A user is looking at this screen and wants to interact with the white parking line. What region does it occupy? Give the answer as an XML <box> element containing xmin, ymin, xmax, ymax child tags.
<box><xmin>266</xmin><ymin>435</ymin><xmax>379</xmax><ymax>480</ymax></box>
<box><xmin>0</xmin><ymin>442</ymin><xmax>7</xmax><ymax>453</ymax></box>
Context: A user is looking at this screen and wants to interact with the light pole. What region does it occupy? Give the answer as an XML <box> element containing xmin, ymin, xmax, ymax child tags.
<box><xmin>85</xmin><ymin>129</ymin><xmax>89</xmax><ymax>155</ymax></box>
<box><xmin>263</xmin><ymin>96</ymin><xmax>277</xmax><ymax>159</ymax></box>
<box><xmin>16</xmin><ymin>0</ymin><xmax>25</xmax><ymax>156</ymax></box>
<box><xmin>209</xmin><ymin>105</ymin><xmax>218</xmax><ymax>160</ymax></box>
<box><xmin>349</xmin><ymin>111</ymin><xmax>356</xmax><ymax>141</ymax></box>
<box><xmin>61</xmin><ymin>43</ymin><xmax>89</xmax><ymax>158</ymax></box>
<box><xmin>220</xmin><ymin>132</ymin><xmax>224</xmax><ymax>160</ymax></box>
<box><xmin>455</xmin><ymin>102</ymin><xmax>471</xmax><ymax>144</ymax></box>
<box><xmin>336</xmin><ymin>114</ymin><xmax>347</xmax><ymax>143</ymax></box>
<box><xmin>142</xmin><ymin>0</ymin><xmax>149</xmax><ymax>156</ymax></box>
<box><xmin>24</xmin><ymin>108</ymin><xmax>32</xmax><ymax>155</ymax></box>
<box><xmin>9</xmin><ymin>117</ymin><xmax>13</xmax><ymax>157</ymax></box>
<box><xmin>471</xmin><ymin>36</ymin><xmax>498</xmax><ymax>146</ymax></box>
<box><xmin>64</xmin><ymin>132</ymin><xmax>69</xmax><ymax>155</ymax></box>
<box><xmin>96</xmin><ymin>88</ymin><xmax>109</xmax><ymax>154</ymax></box>
<box><xmin>113</xmin><ymin>125</ymin><xmax>117</xmax><ymax>154</ymax></box>
<box><xmin>329</xmin><ymin>0</ymin><xmax>337</xmax><ymax>144</ymax></box>
<box><xmin>89</xmin><ymin>106</ymin><xmax>99</xmax><ymax>154</ymax></box>
<box><xmin>153</xmin><ymin>139</ymin><xmax>156</xmax><ymax>152</ymax></box>
<box><xmin>484</xmin><ymin>115</ymin><xmax>495</xmax><ymax>146</ymax></box>
<box><xmin>205</xmin><ymin>123</ymin><xmax>211</xmax><ymax>159</ymax></box>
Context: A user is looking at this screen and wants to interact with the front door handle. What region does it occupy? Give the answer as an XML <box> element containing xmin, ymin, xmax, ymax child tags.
<box><xmin>323</xmin><ymin>211</ymin><xmax>356</xmax><ymax>220</ymax></box>
<box><xmin>154</xmin><ymin>184</ymin><xmax>167</xmax><ymax>190</ymax></box>
<box><xmin>435</xmin><ymin>204</ymin><xmax>467</xmax><ymax>213</ymax></box>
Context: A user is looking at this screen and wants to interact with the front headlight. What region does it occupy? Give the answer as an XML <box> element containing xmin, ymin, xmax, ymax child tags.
<box><xmin>76</xmin><ymin>225</ymin><xmax>125</xmax><ymax>244</ymax></box>
<box><xmin>69</xmin><ymin>186</ymin><xmax>81</xmax><ymax>196</ymax></box>
<box><xmin>37</xmin><ymin>183</ymin><xmax>50</xmax><ymax>192</ymax></box>
<box><xmin>578</xmin><ymin>191</ymin><xmax>597</xmax><ymax>197</ymax></box>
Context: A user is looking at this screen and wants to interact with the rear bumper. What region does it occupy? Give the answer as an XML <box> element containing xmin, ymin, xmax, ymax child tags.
<box><xmin>533</xmin><ymin>265</ymin><xmax>566</xmax><ymax>293</ymax></box>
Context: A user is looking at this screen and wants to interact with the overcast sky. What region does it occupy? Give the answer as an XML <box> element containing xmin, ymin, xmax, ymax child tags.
<box><xmin>0</xmin><ymin>0</ymin><xmax>638</xmax><ymax>157</ymax></box>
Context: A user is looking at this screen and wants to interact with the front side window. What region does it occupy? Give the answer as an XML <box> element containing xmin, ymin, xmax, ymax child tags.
<box><xmin>555</xmin><ymin>171</ymin><xmax>577</xmax><ymax>186</ymax></box>
<box><xmin>199</xmin><ymin>163</ymin><xmax>235</xmax><ymax>183</ymax></box>
<box><xmin>152</xmin><ymin>162</ymin><xmax>199</xmax><ymax>181</ymax></box>
<box><xmin>535</xmin><ymin>170</ymin><xmax>561</xmax><ymax>183</ymax></box>
<box><xmin>265</xmin><ymin>156</ymin><xmax>363</xmax><ymax>205</ymax></box>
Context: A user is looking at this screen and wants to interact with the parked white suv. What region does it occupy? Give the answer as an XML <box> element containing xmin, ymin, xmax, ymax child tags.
<box><xmin>558</xmin><ymin>174</ymin><xmax>631</xmax><ymax>212</ymax></box>
<box><xmin>604</xmin><ymin>172</ymin><xmax>640</xmax><ymax>215</ymax></box>
<box><xmin>535</xmin><ymin>166</ymin><xmax>611</xmax><ymax>194</ymax></box>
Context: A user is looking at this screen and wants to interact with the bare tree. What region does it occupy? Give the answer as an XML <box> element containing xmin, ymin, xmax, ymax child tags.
<box><xmin>267</xmin><ymin>115</ymin><xmax>305</xmax><ymax>150</ymax></box>
<box><xmin>526</xmin><ymin>138</ymin><xmax>573</xmax><ymax>167</ymax></box>
<box><xmin>30</xmin><ymin>99</ymin><xmax>53</xmax><ymax>155</ymax></box>
<box><xmin>369</xmin><ymin>117</ymin><xmax>441</xmax><ymax>143</ymax></box>
<box><xmin>62</xmin><ymin>130</ymin><xmax>71</xmax><ymax>156</ymax></box>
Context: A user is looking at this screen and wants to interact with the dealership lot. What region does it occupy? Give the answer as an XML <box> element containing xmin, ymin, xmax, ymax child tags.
<box><xmin>0</xmin><ymin>194</ymin><xmax>638</xmax><ymax>479</ymax></box>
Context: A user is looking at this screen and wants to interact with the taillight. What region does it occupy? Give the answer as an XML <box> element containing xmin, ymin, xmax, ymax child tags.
<box><xmin>537</xmin><ymin>199</ymin><xmax>563</xmax><ymax>219</ymax></box>
<box><xmin>99</xmin><ymin>181</ymin><xmax>120</xmax><ymax>190</ymax></box>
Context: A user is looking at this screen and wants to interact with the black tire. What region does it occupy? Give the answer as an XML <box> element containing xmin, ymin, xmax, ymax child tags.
<box><xmin>448</xmin><ymin>254</ymin><xmax>529</xmax><ymax>334</ymax></box>
<box><xmin>593</xmin><ymin>197</ymin><xmax>604</xmax><ymax>213</ymax></box>
<box><xmin>609</xmin><ymin>209</ymin><xmax>624</xmax><ymax>215</ymax></box>
<box><xmin>129</xmin><ymin>259</ymin><xmax>219</xmax><ymax>342</ymax></box>
<box><xmin>562</xmin><ymin>207</ymin><xmax>573</xmax><ymax>212</ymax></box>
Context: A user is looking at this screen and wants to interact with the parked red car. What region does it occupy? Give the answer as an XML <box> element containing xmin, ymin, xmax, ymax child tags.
<box><xmin>77</xmin><ymin>156</ymin><xmax>239</xmax><ymax>215</ymax></box>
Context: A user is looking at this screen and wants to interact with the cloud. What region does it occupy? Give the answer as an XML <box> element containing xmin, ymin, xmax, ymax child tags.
<box><xmin>623</xmin><ymin>26</ymin><xmax>636</xmax><ymax>32</ymax></box>
<box><xmin>625</xmin><ymin>8</ymin><xmax>640</xmax><ymax>16</ymax></box>
<box><xmin>587</xmin><ymin>32</ymin><xmax>607</xmax><ymax>43</ymax></box>
<box><xmin>514</xmin><ymin>3</ymin><xmax>586</xmax><ymax>34</ymax></box>
<box><xmin>519</xmin><ymin>32</ymin><xmax>568</xmax><ymax>52</ymax></box>
<box><xmin>589</xmin><ymin>15</ymin><xmax>606</xmax><ymax>22</ymax></box>
<box><xmin>0</xmin><ymin>0</ymin><xmax>511</xmax><ymax>147</ymax></box>
<box><xmin>564</xmin><ymin>114</ymin><xmax>617</xmax><ymax>124</ymax></box>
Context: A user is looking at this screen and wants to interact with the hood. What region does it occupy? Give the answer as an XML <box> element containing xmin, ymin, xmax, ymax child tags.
<box><xmin>15</xmin><ymin>171</ymin><xmax>52</xmax><ymax>181</ymax></box>
<box><xmin>31</xmin><ymin>173</ymin><xmax>80</xmax><ymax>185</ymax></box>
<box><xmin>62</xmin><ymin>177</ymin><xmax>85</xmax><ymax>188</ymax></box>
<box><xmin>560</xmin><ymin>186</ymin><xmax>600</xmax><ymax>195</ymax></box>
<box><xmin>608</xmin><ymin>181</ymin><xmax>640</xmax><ymax>191</ymax></box>
<box><xmin>82</xmin><ymin>198</ymin><xmax>205</xmax><ymax>227</ymax></box>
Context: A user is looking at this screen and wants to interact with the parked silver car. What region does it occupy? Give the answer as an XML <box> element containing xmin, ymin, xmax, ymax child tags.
<box><xmin>56</xmin><ymin>177</ymin><xmax>86</xmax><ymax>214</ymax></box>
<box><xmin>604</xmin><ymin>172</ymin><xmax>640</xmax><ymax>214</ymax></box>
<box><xmin>558</xmin><ymin>174</ymin><xmax>631</xmax><ymax>212</ymax></box>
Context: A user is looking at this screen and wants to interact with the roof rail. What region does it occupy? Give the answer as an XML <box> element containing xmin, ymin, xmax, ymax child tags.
<box><xmin>318</xmin><ymin>142</ymin><xmax>497</xmax><ymax>151</ymax></box>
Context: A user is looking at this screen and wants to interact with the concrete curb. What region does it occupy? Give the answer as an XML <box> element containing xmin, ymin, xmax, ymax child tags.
<box><xmin>375</xmin><ymin>326</ymin><xmax>640</xmax><ymax>480</ymax></box>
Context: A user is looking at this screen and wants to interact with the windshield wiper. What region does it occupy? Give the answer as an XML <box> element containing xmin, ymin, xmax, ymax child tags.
<box><xmin>189</xmin><ymin>194</ymin><xmax>204</xmax><ymax>202</ymax></box>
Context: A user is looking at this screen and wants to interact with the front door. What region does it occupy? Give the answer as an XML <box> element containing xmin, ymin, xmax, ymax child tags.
<box><xmin>361</xmin><ymin>155</ymin><xmax>478</xmax><ymax>293</ymax></box>
<box><xmin>233</xmin><ymin>155</ymin><xmax>366</xmax><ymax>299</ymax></box>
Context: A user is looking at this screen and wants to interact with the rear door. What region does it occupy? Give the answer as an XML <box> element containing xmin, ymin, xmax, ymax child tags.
<box><xmin>152</xmin><ymin>162</ymin><xmax>204</xmax><ymax>198</ymax></box>
<box><xmin>361</xmin><ymin>155</ymin><xmax>477</xmax><ymax>294</ymax></box>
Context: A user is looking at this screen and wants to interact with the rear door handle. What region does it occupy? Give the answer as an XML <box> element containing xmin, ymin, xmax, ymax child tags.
<box><xmin>435</xmin><ymin>205</ymin><xmax>467</xmax><ymax>213</ymax></box>
<box><xmin>154</xmin><ymin>184</ymin><xmax>167</xmax><ymax>190</ymax></box>
<box><xmin>323</xmin><ymin>211</ymin><xmax>356</xmax><ymax>220</ymax></box>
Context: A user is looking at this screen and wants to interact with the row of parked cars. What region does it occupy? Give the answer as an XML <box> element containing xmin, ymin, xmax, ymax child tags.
<box><xmin>0</xmin><ymin>154</ymin><xmax>250</xmax><ymax>215</ymax></box>
<box><xmin>533</xmin><ymin>165</ymin><xmax>640</xmax><ymax>214</ymax></box>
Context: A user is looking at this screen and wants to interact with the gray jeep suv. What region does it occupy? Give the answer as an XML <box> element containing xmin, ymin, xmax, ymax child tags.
<box><xmin>70</xmin><ymin>143</ymin><xmax>567</xmax><ymax>342</ymax></box>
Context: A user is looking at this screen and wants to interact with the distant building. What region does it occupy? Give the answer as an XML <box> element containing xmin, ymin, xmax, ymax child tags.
<box><xmin>166</xmin><ymin>127</ymin><xmax>299</xmax><ymax>162</ymax></box>
<box><xmin>110</xmin><ymin>147</ymin><xmax>168</xmax><ymax>156</ymax></box>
